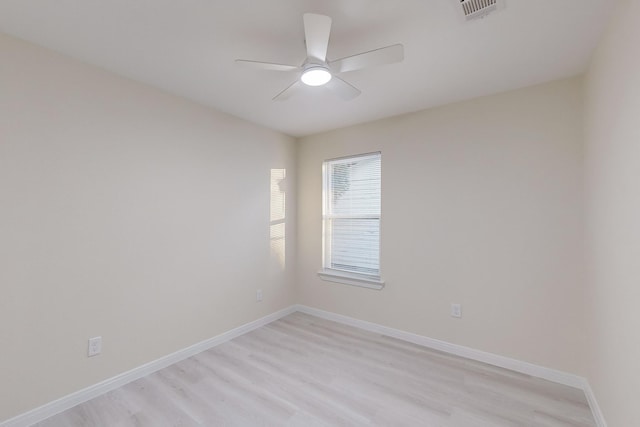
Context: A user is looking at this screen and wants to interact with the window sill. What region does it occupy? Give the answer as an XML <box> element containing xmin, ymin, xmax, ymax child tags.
<box><xmin>317</xmin><ymin>269</ymin><xmax>385</xmax><ymax>290</ymax></box>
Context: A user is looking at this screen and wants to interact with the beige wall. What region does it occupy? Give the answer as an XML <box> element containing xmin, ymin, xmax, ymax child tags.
<box><xmin>584</xmin><ymin>0</ymin><xmax>640</xmax><ymax>425</ymax></box>
<box><xmin>5</xmin><ymin>6</ymin><xmax>638</xmax><ymax>421</ymax></box>
<box><xmin>297</xmin><ymin>78</ymin><xmax>586</xmax><ymax>375</ymax></box>
<box><xmin>0</xmin><ymin>33</ymin><xmax>296</xmax><ymax>422</ymax></box>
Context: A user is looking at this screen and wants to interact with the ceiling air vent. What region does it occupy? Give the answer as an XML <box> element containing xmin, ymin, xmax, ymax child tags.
<box><xmin>458</xmin><ymin>0</ymin><xmax>504</xmax><ymax>21</ymax></box>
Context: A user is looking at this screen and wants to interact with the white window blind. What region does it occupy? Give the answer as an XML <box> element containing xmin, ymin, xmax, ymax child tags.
<box><xmin>322</xmin><ymin>152</ymin><xmax>381</xmax><ymax>279</ymax></box>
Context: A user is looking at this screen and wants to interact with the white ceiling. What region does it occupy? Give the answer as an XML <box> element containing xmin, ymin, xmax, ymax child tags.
<box><xmin>0</xmin><ymin>0</ymin><xmax>615</xmax><ymax>137</ymax></box>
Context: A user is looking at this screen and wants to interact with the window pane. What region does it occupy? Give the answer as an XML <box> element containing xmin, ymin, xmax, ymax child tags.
<box><xmin>328</xmin><ymin>218</ymin><xmax>380</xmax><ymax>275</ymax></box>
<box><xmin>322</xmin><ymin>152</ymin><xmax>381</xmax><ymax>278</ymax></box>
<box><xmin>329</xmin><ymin>155</ymin><xmax>380</xmax><ymax>216</ymax></box>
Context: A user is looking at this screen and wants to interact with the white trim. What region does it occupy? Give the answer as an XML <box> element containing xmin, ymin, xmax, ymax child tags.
<box><xmin>1</xmin><ymin>304</ymin><xmax>607</xmax><ymax>427</ymax></box>
<box><xmin>295</xmin><ymin>305</ymin><xmax>608</xmax><ymax>425</ymax></box>
<box><xmin>317</xmin><ymin>269</ymin><xmax>385</xmax><ymax>290</ymax></box>
<box><xmin>325</xmin><ymin>151</ymin><xmax>382</xmax><ymax>163</ymax></box>
<box><xmin>322</xmin><ymin>152</ymin><xmax>382</xmax><ymax>284</ymax></box>
<box><xmin>582</xmin><ymin>380</ymin><xmax>608</xmax><ymax>427</ymax></box>
<box><xmin>0</xmin><ymin>306</ymin><xmax>296</xmax><ymax>427</ymax></box>
<box><xmin>295</xmin><ymin>304</ymin><xmax>584</xmax><ymax>388</ymax></box>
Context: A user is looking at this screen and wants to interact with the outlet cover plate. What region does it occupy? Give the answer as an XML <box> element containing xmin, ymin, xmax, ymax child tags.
<box><xmin>451</xmin><ymin>304</ymin><xmax>462</xmax><ymax>318</ymax></box>
<box><xmin>88</xmin><ymin>336</ymin><xmax>102</xmax><ymax>357</ymax></box>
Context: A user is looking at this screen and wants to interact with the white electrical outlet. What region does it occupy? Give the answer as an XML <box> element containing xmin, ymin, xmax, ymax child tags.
<box><xmin>256</xmin><ymin>289</ymin><xmax>263</xmax><ymax>302</ymax></box>
<box><xmin>88</xmin><ymin>336</ymin><xmax>102</xmax><ymax>357</ymax></box>
<box><xmin>451</xmin><ymin>303</ymin><xmax>462</xmax><ymax>318</ymax></box>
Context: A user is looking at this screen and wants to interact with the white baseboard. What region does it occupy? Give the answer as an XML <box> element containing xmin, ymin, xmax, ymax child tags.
<box><xmin>2</xmin><ymin>304</ymin><xmax>607</xmax><ymax>427</ymax></box>
<box><xmin>582</xmin><ymin>380</ymin><xmax>608</xmax><ymax>427</ymax></box>
<box><xmin>295</xmin><ymin>304</ymin><xmax>607</xmax><ymax>426</ymax></box>
<box><xmin>0</xmin><ymin>306</ymin><xmax>296</xmax><ymax>427</ymax></box>
<box><xmin>295</xmin><ymin>304</ymin><xmax>584</xmax><ymax>387</ymax></box>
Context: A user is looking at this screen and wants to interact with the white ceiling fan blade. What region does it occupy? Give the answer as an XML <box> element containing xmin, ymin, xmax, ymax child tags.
<box><xmin>325</xmin><ymin>76</ymin><xmax>361</xmax><ymax>101</ymax></box>
<box><xmin>330</xmin><ymin>44</ymin><xmax>404</xmax><ymax>73</ymax></box>
<box><xmin>235</xmin><ymin>59</ymin><xmax>299</xmax><ymax>72</ymax></box>
<box><xmin>273</xmin><ymin>80</ymin><xmax>303</xmax><ymax>101</ymax></box>
<box><xmin>303</xmin><ymin>13</ymin><xmax>332</xmax><ymax>61</ymax></box>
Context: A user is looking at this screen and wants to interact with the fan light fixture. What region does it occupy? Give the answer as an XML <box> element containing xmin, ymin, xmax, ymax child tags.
<box><xmin>301</xmin><ymin>67</ymin><xmax>332</xmax><ymax>86</ymax></box>
<box><xmin>235</xmin><ymin>13</ymin><xmax>405</xmax><ymax>101</ymax></box>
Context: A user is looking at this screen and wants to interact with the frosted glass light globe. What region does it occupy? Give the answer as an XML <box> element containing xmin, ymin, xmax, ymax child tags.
<box><xmin>301</xmin><ymin>67</ymin><xmax>332</xmax><ymax>86</ymax></box>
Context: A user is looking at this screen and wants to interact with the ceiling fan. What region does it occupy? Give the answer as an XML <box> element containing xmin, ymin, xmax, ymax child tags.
<box><xmin>236</xmin><ymin>13</ymin><xmax>404</xmax><ymax>101</ymax></box>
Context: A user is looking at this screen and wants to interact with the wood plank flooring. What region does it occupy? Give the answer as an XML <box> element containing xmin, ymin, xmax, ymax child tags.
<box><xmin>35</xmin><ymin>312</ymin><xmax>595</xmax><ymax>426</ymax></box>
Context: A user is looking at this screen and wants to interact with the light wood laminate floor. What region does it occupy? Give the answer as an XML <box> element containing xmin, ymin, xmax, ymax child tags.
<box><xmin>35</xmin><ymin>312</ymin><xmax>595</xmax><ymax>426</ymax></box>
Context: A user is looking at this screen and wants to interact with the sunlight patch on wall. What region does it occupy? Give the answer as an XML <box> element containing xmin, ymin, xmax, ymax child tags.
<box><xmin>270</xmin><ymin>169</ymin><xmax>286</xmax><ymax>269</ymax></box>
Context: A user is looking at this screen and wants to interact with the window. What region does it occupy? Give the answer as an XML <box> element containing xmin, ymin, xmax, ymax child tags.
<box><xmin>319</xmin><ymin>152</ymin><xmax>384</xmax><ymax>289</ymax></box>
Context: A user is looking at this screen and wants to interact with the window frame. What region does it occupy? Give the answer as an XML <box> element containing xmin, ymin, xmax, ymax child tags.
<box><xmin>318</xmin><ymin>152</ymin><xmax>385</xmax><ymax>290</ymax></box>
